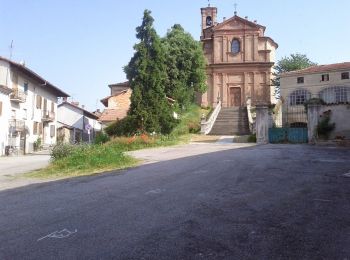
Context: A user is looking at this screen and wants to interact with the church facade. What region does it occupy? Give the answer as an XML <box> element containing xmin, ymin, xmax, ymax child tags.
<box><xmin>200</xmin><ymin>6</ymin><xmax>278</xmax><ymax>108</ymax></box>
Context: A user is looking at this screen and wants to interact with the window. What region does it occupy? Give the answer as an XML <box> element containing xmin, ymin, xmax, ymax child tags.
<box><xmin>24</xmin><ymin>82</ymin><xmax>29</xmax><ymax>92</ymax></box>
<box><xmin>231</xmin><ymin>39</ymin><xmax>240</xmax><ymax>54</ymax></box>
<box><xmin>206</xmin><ymin>16</ymin><xmax>212</xmax><ymax>26</ymax></box>
<box><xmin>320</xmin><ymin>86</ymin><xmax>350</xmax><ymax>104</ymax></box>
<box><xmin>36</xmin><ymin>95</ymin><xmax>42</xmax><ymax>109</ymax></box>
<box><xmin>289</xmin><ymin>89</ymin><xmax>310</xmax><ymax>105</ymax></box>
<box><xmin>341</xmin><ymin>72</ymin><xmax>349</xmax><ymax>80</ymax></box>
<box><xmin>50</xmin><ymin>125</ymin><xmax>55</xmax><ymax>137</ymax></box>
<box><xmin>23</xmin><ymin>109</ymin><xmax>27</xmax><ymax>120</ymax></box>
<box><xmin>321</xmin><ymin>74</ymin><xmax>329</xmax><ymax>81</ymax></box>
<box><xmin>297</xmin><ymin>77</ymin><xmax>304</xmax><ymax>84</ymax></box>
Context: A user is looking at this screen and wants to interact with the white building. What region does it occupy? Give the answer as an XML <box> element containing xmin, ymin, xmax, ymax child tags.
<box><xmin>0</xmin><ymin>56</ymin><xmax>69</xmax><ymax>155</ymax></box>
<box><xmin>57</xmin><ymin>101</ymin><xmax>102</xmax><ymax>143</ymax></box>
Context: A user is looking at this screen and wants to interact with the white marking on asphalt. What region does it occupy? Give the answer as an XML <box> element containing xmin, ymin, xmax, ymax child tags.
<box><xmin>37</xmin><ymin>229</ymin><xmax>77</xmax><ymax>241</ymax></box>
<box><xmin>145</xmin><ymin>189</ymin><xmax>164</xmax><ymax>195</ymax></box>
<box><xmin>343</xmin><ymin>172</ymin><xmax>350</xmax><ymax>178</ymax></box>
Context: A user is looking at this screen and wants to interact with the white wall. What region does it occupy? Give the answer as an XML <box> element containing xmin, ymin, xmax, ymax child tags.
<box><xmin>0</xmin><ymin>60</ymin><xmax>62</xmax><ymax>154</ymax></box>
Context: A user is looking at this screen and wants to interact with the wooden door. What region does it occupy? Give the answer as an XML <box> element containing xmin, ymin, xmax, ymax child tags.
<box><xmin>230</xmin><ymin>87</ymin><xmax>241</xmax><ymax>107</ymax></box>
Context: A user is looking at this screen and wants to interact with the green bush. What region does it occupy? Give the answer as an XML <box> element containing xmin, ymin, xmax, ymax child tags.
<box><xmin>104</xmin><ymin>116</ymin><xmax>138</xmax><ymax>137</ymax></box>
<box><xmin>94</xmin><ymin>132</ymin><xmax>110</xmax><ymax>144</ymax></box>
<box><xmin>51</xmin><ymin>143</ymin><xmax>77</xmax><ymax>160</ymax></box>
<box><xmin>247</xmin><ymin>134</ymin><xmax>257</xmax><ymax>143</ymax></box>
<box><xmin>317</xmin><ymin>110</ymin><xmax>335</xmax><ymax>140</ymax></box>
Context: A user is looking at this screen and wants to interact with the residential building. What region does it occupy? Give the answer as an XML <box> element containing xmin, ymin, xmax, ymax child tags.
<box><xmin>280</xmin><ymin>62</ymin><xmax>350</xmax><ymax>138</ymax></box>
<box><xmin>99</xmin><ymin>81</ymin><xmax>131</xmax><ymax>125</ymax></box>
<box><xmin>0</xmin><ymin>57</ymin><xmax>69</xmax><ymax>155</ymax></box>
<box><xmin>57</xmin><ymin>101</ymin><xmax>102</xmax><ymax>143</ymax></box>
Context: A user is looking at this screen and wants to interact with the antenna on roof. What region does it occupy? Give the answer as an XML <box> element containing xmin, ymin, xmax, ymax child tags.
<box><xmin>234</xmin><ymin>2</ymin><xmax>238</xmax><ymax>15</ymax></box>
<box><xmin>9</xmin><ymin>40</ymin><xmax>14</xmax><ymax>60</ymax></box>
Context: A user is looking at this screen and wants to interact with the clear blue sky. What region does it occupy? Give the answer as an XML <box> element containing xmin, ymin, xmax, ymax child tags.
<box><xmin>1</xmin><ymin>0</ymin><xmax>350</xmax><ymax>111</ymax></box>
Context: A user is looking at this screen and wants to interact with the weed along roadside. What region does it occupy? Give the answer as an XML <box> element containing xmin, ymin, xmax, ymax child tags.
<box><xmin>26</xmin><ymin>105</ymin><xmax>210</xmax><ymax>180</ymax></box>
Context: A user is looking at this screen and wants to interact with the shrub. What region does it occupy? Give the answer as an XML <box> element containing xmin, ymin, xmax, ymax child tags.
<box><xmin>94</xmin><ymin>132</ymin><xmax>110</xmax><ymax>144</ymax></box>
<box><xmin>317</xmin><ymin>110</ymin><xmax>335</xmax><ymax>140</ymax></box>
<box><xmin>51</xmin><ymin>143</ymin><xmax>77</xmax><ymax>160</ymax></box>
<box><xmin>247</xmin><ymin>134</ymin><xmax>257</xmax><ymax>143</ymax></box>
<box><xmin>33</xmin><ymin>137</ymin><xmax>42</xmax><ymax>151</ymax></box>
<box><xmin>104</xmin><ymin>116</ymin><xmax>138</xmax><ymax>137</ymax></box>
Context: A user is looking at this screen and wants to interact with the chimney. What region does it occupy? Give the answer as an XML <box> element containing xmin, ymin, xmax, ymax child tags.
<box><xmin>245</xmin><ymin>16</ymin><xmax>248</xmax><ymax>20</ymax></box>
<box><xmin>96</xmin><ymin>109</ymin><xmax>100</xmax><ymax>113</ymax></box>
<box><xmin>223</xmin><ymin>17</ymin><xmax>226</xmax><ymax>22</ymax></box>
<box><xmin>254</xmin><ymin>20</ymin><xmax>257</xmax><ymax>23</ymax></box>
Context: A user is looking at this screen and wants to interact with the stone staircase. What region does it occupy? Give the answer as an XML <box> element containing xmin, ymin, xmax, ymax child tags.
<box><xmin>209</xmin><ymin>107</ymin><xmax>250</xmax><ymax>135</ymax></box>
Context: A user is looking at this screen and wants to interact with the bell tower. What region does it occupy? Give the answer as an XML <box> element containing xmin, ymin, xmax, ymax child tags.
<box><xmin>201</xmin><ymin>6</ymin><xmax>217</xmax><ymax>32</ymax></box>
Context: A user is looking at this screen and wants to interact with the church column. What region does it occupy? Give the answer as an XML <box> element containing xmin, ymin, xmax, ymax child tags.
<box><xmin>243</xmin><ymin>72</ymin><xmax>248</xmax><ymax>106</ymax></box>
<box><xmin>253</xmin><ymin>35</ymin><xmax>259</xmax><ymax>61</ymax></box>
<box><xmin>222</xmin><ymin>73</ymin><xmax>228</xmax><ymax>107</ymax></box>
<box><xmin>265</xmin><ymin>71</ymin><xmax>271</xmax><ymax>104</ymax></box>
<box><xmin>223</xmin><ymin>37</ymin><xmax>227</xmax><ymax>62</ymax></box>
<box><xmin>212</xmin><ymin>73</ymin><xmax>217</xmax><ymax>107</ymax></box>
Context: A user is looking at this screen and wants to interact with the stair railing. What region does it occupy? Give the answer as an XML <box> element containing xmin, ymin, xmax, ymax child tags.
<box><xmin>200</xmin><ymin>101</ymin><xmax>222</xmax><ymax>135</ymax></box>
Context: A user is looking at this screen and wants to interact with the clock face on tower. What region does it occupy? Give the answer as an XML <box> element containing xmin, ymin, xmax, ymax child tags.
<box><xmin>206</xmin><ymin>16</ymin><xmax>212</xmax><ymax>26</ymax></box>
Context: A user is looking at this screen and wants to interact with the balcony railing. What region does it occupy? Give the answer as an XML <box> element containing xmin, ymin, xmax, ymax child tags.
<box><xmin>10</xmin><ymin>89</ymin><xmax>26</xmax><ymax>103</ymax></box>
<box><xmin>42</xmin><ymin>110</ymin><xmax>55</xmax><ymax>122</ymax></box>
<box><xmin>9</xmin><ymin>119</ymin><xmax>25</xmax><ymax>132</ymax></box>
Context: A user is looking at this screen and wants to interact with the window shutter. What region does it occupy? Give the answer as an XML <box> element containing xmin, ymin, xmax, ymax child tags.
<box><xmin>50</xmin><ymin>125</ymin><xmax>55</xmax><ymax>137</ymax></box>
<box><xmin>51</xmin><ymin>102</ymin><xmax>55</xmax><ymax>112</ymax></box>
<box><xmin>39</xmin><ymin>123</ymin><xmax>43</xmax><ymax>135</ymax></box>
<box><xmin>36</xmin><ymin>95</ymin><xmax>41</xmax><ymax>109</ymax></box>
<box><xmin>33</xmin><ymin>122</ymin><xmax>37</xmax><ymax>135</ymax></box>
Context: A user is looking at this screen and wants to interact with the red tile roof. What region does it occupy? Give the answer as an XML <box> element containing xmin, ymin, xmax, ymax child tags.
<box><xmin>281</xmin><ymin>62</ymin><xmax>350</xmax><ymax>77</ymax></box>
<box><xmin>99</xmin><ymin>109</ymin><xmax>128</xmax><ymax>123</ymax></box>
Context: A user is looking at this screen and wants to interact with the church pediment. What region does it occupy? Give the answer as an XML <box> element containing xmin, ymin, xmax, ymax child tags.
<box><xmin>214</xmin><ymin>16</ymin><xmax>265</xmax><ymax>31</ymax></box>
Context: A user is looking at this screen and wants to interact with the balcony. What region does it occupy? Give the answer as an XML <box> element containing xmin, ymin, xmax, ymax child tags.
<box><xmin>10</xmin><ymin>89</ymin><xmax>26</xmax><ymax>103</ymax></box>
<box><xmin>9</xmin><ymin>119</ymin><xmax>25</xmax><ymax>132</ymax></box>
<box><xmin>42</xmin><ymin>110</ymin><xmax>55</xmax><ymax>122</ymax></box>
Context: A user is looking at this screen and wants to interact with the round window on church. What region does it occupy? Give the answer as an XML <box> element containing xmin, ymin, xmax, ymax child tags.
<box><xmin>231</xmin><ymin>39</ymin><xmax>240</xmax><ymax>54</ymax></box>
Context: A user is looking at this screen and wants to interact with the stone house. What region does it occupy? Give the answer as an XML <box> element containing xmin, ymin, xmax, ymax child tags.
<box><xmin>0</xmin><ymin>56</ymin><xmax>69</xmax><ymax>155</ymax></box>
<box><xmin>280</xmin><ymin>62</ymin><xmax>350</xmax><ymax>138</ymax></box>
<box><xmin>99</xmin><ymin>81</ymin><xmax>131</xmax><ymax>125</ymax></box>
<box><xmin>57</xmin><ymin>101</ymin><xmax>102</xmax><ymax>143</ymax></box>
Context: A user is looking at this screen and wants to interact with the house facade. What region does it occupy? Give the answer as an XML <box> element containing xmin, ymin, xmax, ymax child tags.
<box><xmin>199</xmin><ymin>6</ymin><xmax>278</xmax><ymax>108</ymax></box>
<box><xmin>280</xmin><ymin>62</ymin><xmax>350</xmax><ymax>138</ymax></box>
<box><xmin>57</xmin><ymin>101</ymin><xmax>102</xmax><ymax>143</ymax></box>
<box><xmin>99</xmin><ymin>81</ymin><xmax>131</xmax><ymax>125</ymax></box>
<box><xmin>0</xmin><ymin>57</ymin><xmax>69</xmax><ymax>155</ymax></box>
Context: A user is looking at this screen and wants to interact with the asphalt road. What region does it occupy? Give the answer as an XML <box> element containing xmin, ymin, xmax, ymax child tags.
<box><xmin>0</xmin><ymin>144</ymin><xmax>349</xmax><ymax>259</ymax></box>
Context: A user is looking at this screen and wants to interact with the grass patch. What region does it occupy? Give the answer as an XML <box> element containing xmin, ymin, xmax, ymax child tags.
<box><xmin>27</xmin><ymin>105</ymin><xmax>203</xmax><ymax>179</ymax></box>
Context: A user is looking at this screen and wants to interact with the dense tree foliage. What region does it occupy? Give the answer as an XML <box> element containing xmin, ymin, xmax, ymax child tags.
<box><xmin>162</xmin><ymin>24</ymin><xmax>207</xmax><ymax>108</ymax></box>
<box><xmin>273</xmin><ymin>53</ymin><xmax>317</xmax><ymax>98</ymax></box>
<box><xmin>123</xmin><ymin>10</ymin><xmax>177</xmax><ymax>134</ymax></box>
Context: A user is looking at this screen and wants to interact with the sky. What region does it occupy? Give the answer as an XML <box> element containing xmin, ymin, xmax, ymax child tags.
<box><xmin>1</xmin><ymin>0</ymin><xmax>350</xmax><ymax>111</ymax></box>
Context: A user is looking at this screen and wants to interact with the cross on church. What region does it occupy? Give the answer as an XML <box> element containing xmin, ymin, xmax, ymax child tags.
<box><xmin>234</xmin><ymin>3</ymin><xmax>238</xmax><ymax>15</ymax></box>
<box><xmin>208</xmin><ymin>0</ymin><xmax>210</xmax><ymax>7</ymax></box>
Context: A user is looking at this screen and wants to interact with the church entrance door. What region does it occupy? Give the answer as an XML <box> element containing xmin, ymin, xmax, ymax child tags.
<box><xmin>229</xmin><ymin>87</ymin><xmax>241</xmax><ymax>107</ymax></box>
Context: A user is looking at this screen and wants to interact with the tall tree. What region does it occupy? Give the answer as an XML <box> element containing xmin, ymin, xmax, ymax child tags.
<box><xmin>124</xmin><ymin>10</ymin><xmax>176</xmax><ymax>134</ymax></box>
<box><xmin>273</xmin><ymin>53</ymin><xmax>317</xmax><ymax>98</ymax></box>
<box><xmin>162</xmin><ymin>24</ymin><xmax>207</xmax><ymax>108</ymax></box>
